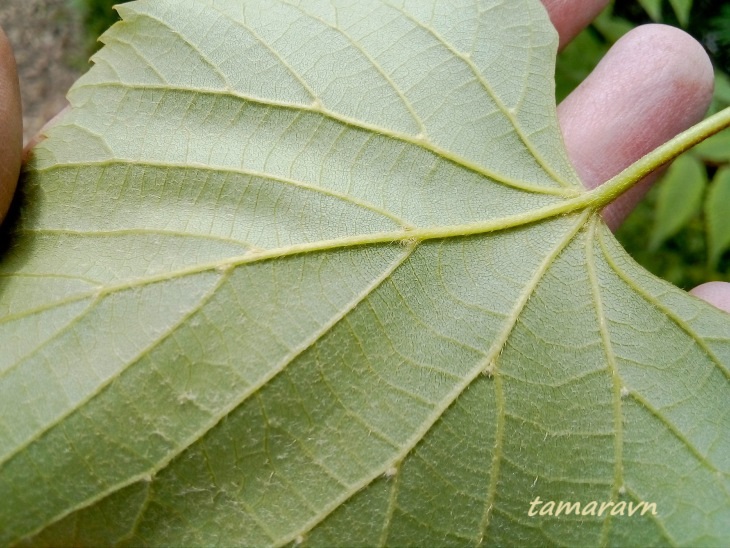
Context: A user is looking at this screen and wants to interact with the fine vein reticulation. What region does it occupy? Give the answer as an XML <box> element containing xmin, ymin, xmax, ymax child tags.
<box><xmin>1</xmin><ymin>1</ymin><xmax>729</xmax><ymax>546</ymax></box>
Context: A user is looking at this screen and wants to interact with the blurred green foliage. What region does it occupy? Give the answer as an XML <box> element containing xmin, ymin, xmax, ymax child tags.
<box><xmin>649</xmin><ymin>155</ymin><xmax>707</xmax><ymax>253</ymax></box>
<box><xmin>70</xmin><ymin>0</ymin><xmax>128</xmax><ymax>54</ymax></box>
<box><xmin>74</xmin><ymin>0</ymin><xmax>730</xmax><ymax>289</ymax></box>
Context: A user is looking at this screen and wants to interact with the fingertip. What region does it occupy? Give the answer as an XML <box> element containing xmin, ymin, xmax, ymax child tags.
<box><xmin>542</xmin><ymin>0</ymin><xmax>611</xmax><ymax>50</ymax></box>
<box><xmin>617</xmin><ymin>24</ymin><xmax>714</xmax><ymax>125</ymax></box>
<box><xmin>558</xmin><ymin>24</ymin><xmax>714</xmax><ymax>230</ymax></box>
<box><xmin>0</xmin><ymin>27</ymin><xmax>22</xmax><ymax>224</ymax></box>
<box><xmin>690</xmin><ymin>282</ymin><xmax>730</xmax><ymax>314</ymax></box>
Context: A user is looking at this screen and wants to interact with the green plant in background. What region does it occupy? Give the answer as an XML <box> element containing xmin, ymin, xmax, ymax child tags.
<box><xmin>556</xmin><ymin>0</ymin><xmax>730</xmax><ymax>289</ymax></box>
<box><xmin>554</xmin><ymin>9</ymin><xmax>632</xmax><ymax>103</ymax></box>
<box><xmin>637</xmin><ymin>0</ymin><xmax>692</xmax><ymax>27</ymax></box>
<box><xmin>706</xmin><ymin>165</ymin><xmax>730</xmax><ymax>266</ymax></box>
<box><xmin>70</xmin><ymin>0</ymin><xmax>130</xmax><ymax>54</ymax></box>
<box><xmin>649</xmin><ymin>155</ymin><xmax>707</xmax><ymax>252</ymax></box>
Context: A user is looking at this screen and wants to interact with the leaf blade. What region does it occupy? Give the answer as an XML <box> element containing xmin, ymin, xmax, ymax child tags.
<box><xmin>1</xmin><ymin>1</ymin><xmax>728</xmax><ymax>546</ymax></box>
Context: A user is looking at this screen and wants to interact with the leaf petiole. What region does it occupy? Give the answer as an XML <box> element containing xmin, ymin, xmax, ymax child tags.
<box><xmin>171</xmin><ymin>108</ymin><xmax>730</xmax><ymax>263</ymax></box>
<box><xmin>586</xmin><ymin>106</ymin><xmax>730</xmax><ymax>210</ymax></box>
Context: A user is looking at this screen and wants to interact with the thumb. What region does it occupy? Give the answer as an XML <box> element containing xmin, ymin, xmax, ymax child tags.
<box><xmin>690</xmin><ymin>282</ymin><xmax>730</xmax><ymax>314</ymax></box>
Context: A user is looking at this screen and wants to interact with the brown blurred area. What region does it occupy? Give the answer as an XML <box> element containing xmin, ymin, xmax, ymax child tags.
<box><xmin>0</xmin><ymin>0</ymin><xmax>84</xmax><ymax>144</ymax></box>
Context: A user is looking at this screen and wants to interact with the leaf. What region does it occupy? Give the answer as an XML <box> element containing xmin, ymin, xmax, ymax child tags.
<box><xmin>708</xmin><ymin>70</ymin><xmax>730</xmax><ymax>116</ymax></box>
<box><xmin>695</xmin><ymin>128</ymin><xmax>730</xmax><ymax>163</ymax></box>
<box><xmin>1</xmin><ymin>0</ymin><xmax>729</xmax><ymax>546</ymax></box>
<box><xmin>591</xmin><ymin>7</ymin><xmax>634</xmax><ymax>43</ymax></box>
<box><xmin>706</xmin><ymin>166</ymin><xmax>730</xmax><ymax>268</ymax></box>
<box><xmin>639</xmin><ymin>0</ymin><xmax>693</xmax><ymax>27</ymax></box>
<box><xmin>555</xmin><ymin>7</ymin><xmax>632</xmax><ymax>103</ymax></box>
<box><xmin>638</xmin><ymin>0</ymin><xmax>663</xmax><ymax>22</ymax></box>
<box><xmin>716</xmin><ymin>71</ymin><xmax>730</xmax><ymax>104</ymax></box>
<box><xmin>668</xmin><ymin>0</ymin><xmax>692</xmax><ymax>26</ymax></box>
<box><xmin>649</xmin><ymin>154</ymin><xmax>707</xmax><ymax>251</ymax></box>
<box><xmin>555</xmin><ymin>26</ymin><xmax>610</xmax><ymax>103</ymax></box>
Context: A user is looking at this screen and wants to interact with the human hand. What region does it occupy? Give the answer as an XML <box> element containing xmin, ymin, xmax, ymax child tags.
<box><xmin>544</xmin><ymin>0</ymin><xmax>730</xmax><ymax>311</ymax></box>
<box><xmin>0</xmin><ymin>4</ymin><xmax>728</xmax><ymax>310</ymax></box>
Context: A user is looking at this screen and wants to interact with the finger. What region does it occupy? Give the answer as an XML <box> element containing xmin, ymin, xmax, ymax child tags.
<box><xmin>0</xmin><ymin>27</ymin><xmax>22</xmax><ymax>224</ymax></box>
<box><xmin>541</xmin><ymin>0</ymin><xmax>611</xmax><ymax>50</ymax></box>
<box><xmin>557</xmin><ymin>24</ymin><xmax>714</xmax><ymax>230</ymax></box>
<box><xmin>690</xmin><ymin>282</ymin><xmax>730</xmax><ymax>314</ymax></box>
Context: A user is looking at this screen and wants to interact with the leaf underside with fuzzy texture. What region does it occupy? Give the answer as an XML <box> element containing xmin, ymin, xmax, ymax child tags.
<box><xmin>0</xmin><ymin>0</ymin><xmax>728</xmax><ymax>546</ymax></box>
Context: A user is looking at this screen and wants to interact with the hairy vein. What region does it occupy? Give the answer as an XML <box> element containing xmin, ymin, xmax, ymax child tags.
<box><xmin>478</xmin><ymin>211</ymin><xmax>590</xmax><ymax>544</ymax></box>
<box><xmin>34</xmin><ymin>159</ymin><xmax>413</xmax><ymax>230</ymax></box>
<box><xmin>0</xmin><ymin>271</ymin><xmax>230</xmax><ymax>471</ymax></box>
<box><xmin>67</xmin><ymin>81</ymin><xmax>579</xmax><ymax>198</ymax></box>
<box><xmin>383</xmin><ymin>1</ymin><xmax>573</xmax><ymax>188</ymax></box>
<box><xmin>281</xmin><ymin>0</ymin><xmax>428</xmax><ymax>135</ymax></box>
<box><xmin>585</xmin><ymin>217</ymin><xmax>625</xmax><ymax>548</ymax></box>
<box><xmin>289</xmin><ymin>212</ymin><xmax>590</xmax><ymax>546</ymax></box>
<box><xmin>598</xmin><ymin>228</ymin><xmax>729</xmax><ymax>381</ymax></box>
<box><xmin>16</xmin><ymin>245</ymin><xmax>416</xmax><ymax>545</ymax></box>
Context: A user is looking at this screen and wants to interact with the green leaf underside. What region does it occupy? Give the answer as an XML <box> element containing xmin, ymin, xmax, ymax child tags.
<box><xmin>0</xmin><ymin>1</ymin><xmax>728</xmax><ymax>546</ymax></box>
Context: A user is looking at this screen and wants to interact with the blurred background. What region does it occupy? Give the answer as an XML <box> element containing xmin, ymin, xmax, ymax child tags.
<box><xmin>0</xmin><ymin>0</ymin><xmax>84</xmax><ymax>143</ymax></box>
<box><xmin>0</xmin><ymin>0</ymin><xmax>728</xmax><ymax>289</ymax></box>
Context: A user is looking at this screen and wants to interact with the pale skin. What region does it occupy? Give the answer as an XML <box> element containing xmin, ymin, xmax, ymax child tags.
<box><xmin>0</xmin><ymin>0</ymin><xmax>728</xmax><ymax>311</ymax></box>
